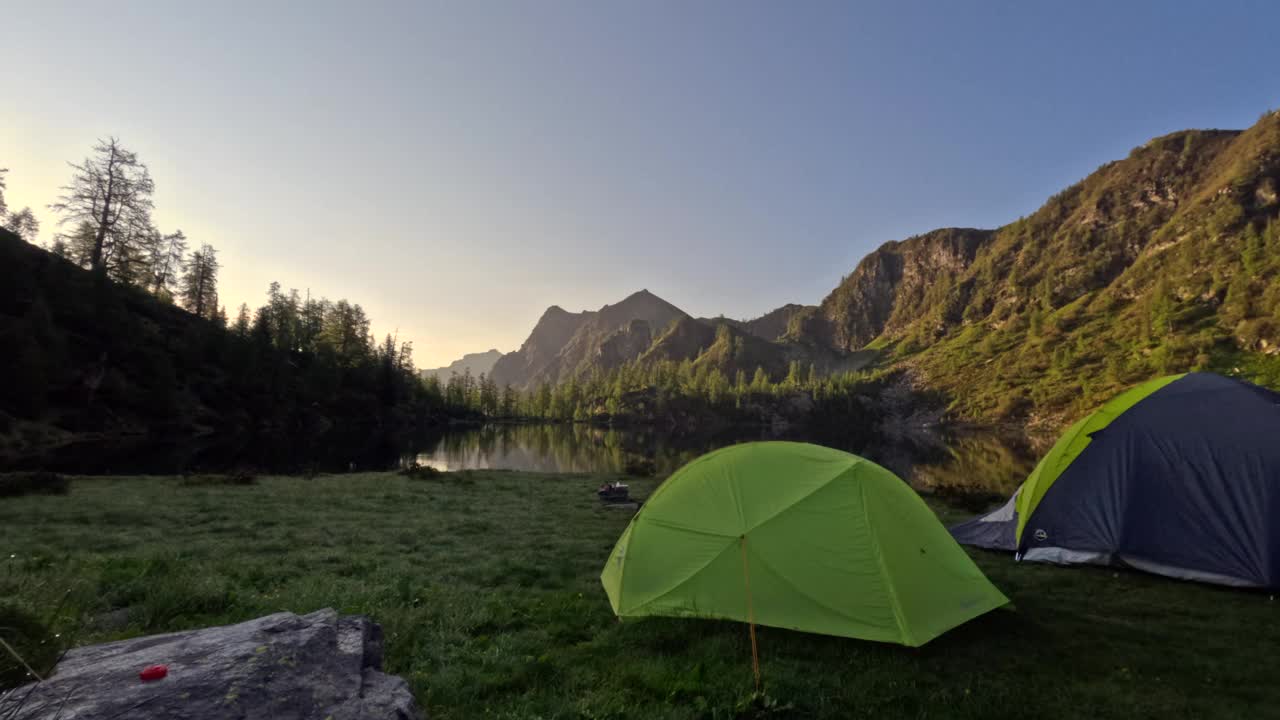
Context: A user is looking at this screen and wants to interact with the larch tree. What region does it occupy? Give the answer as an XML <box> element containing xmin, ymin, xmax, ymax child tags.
<box><xmin>321</xmin><ymin>300</ymin><xmax>372</xmax><ymax>366</ymax></box>
<box><xmin>751</xmin><ymin>366</ymin><xmax>769</xmax><ymax>392</ymax></box>
<box><xmin>146</xmin><ymin>229</ymin><xmax>188</xmax><ymax>300</ymax></box>
<box><xmin>61</xmin><ymin>220</ymin><xmax>99</xmax><ymax>269</ymax></box>
<box><xmin>4</xmin><ymin>207</ymin><xmax>40</xmax><ymax>242</ymax></box>
<box><xmin>500</xmin><ymin>384</ymin><xmax>518</xmax><ymax>417</ymax></box>
<box><xmin>179</xmin><ymin>243</ymin><xmax>220</xmax><ymax>319</ymax></box>
<box><xmin>212</xmin><ymin>301</ymin><xmax>228</xmax><ymax>328</ymax></box>
<box><xmin>108</xmin><ymin>211</ymin><xmax>157</xmax><ymax>284</ymax></box>
<box><xmin>47</xmin><ymin>237</ymin><xmax>70</xmax><ymax>259</ymax></box>
<box><xmin>49</xmin><ymin>138</ymin><xmax>155</xmax><ymax>276</ymax></box>
<box><xmin>233</xmin><ymin>303</ymin><xmax>252</xmax><ymax>336</ymax></box>
<box><xmin>0</xmin><ymin>167</ymin><xmax>41</xmax><ymax>243</ymax></box>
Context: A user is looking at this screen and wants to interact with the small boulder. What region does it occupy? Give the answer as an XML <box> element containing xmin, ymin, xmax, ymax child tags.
<box><xmin>0</xmin><ymin>609</ymin><xmax>422</xmax><ymax>719</ymax></box>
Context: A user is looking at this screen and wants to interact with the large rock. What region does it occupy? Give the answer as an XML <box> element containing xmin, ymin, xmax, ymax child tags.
<box><xmin>0</xmin><ymin>609</ymin><xmax>422</xmax><ymax>720</ymax></box>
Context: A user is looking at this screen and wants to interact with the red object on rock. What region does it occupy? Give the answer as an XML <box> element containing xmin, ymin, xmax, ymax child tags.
<box><xmin>139</xmin><ymin>664</ymin><xmax>168</xmax><ymax>682</ymax></box>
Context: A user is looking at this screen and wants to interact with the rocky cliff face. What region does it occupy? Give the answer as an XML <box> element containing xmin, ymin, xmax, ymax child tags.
<box><xmin>810</xmin><ymin>113</ymin><xmax>1280</xmax><ymax>422</ymax></box>
<box><xmin>488</xmin><ymin>291</ymin><xmax>837</xmax><ymax>390</ymax></box>
<box><xmin>489</xmin><ymin>305</ymin><xmax>588</xmax><ymax>388</ymax></box>
<box><xmin>490</xmin><ymin>290</ymin><xmax>687</xmax><ymax>388</ymax></box>
<box><xmin>815</xmin><ymin>228</ymin><xmax>993</xmax><ymax>352</ymax></box>
<box><xmin>595</xmin><ymin>319</ymin><xmax>654</xmax><ymax>371</ymax></box>
<box><xmin>808</xmin><ymin>125</ymin><xmax>1275</xmax><ymax>358</ymax></box>
<box><xmin>420</xmin><ymin>348</ymin><xmax>504</xmax><ymax>383</ymax></box>
<box><xmin>551</xmin><ymin>290</ymin><xmax>687</xmax><ymax>383</ymax></box>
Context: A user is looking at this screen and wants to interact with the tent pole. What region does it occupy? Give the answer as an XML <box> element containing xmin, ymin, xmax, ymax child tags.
<box><xmin>740</xmin><ymin>534</ymin><xmax>761</xmax><ymax>691</ymax></box>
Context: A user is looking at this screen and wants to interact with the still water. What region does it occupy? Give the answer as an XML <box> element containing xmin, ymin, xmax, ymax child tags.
<box><xmin>26</xmin><ymin>422</ymin><xmax>1039</xmax><ymax>496</ymax></box>
<box><xmin>409</xmin><ymin>423</ymin><xmax>1038</xmax><ymax>496</ymax></box>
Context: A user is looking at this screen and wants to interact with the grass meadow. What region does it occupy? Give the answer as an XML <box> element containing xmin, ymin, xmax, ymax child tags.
<box><xmin>2</xmin><ymin>471</ymin><xmax>1278</xmax><ymax>719</ymax></box>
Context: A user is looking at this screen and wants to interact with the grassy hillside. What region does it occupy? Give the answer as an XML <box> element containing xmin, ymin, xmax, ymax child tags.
<box><xmin>814</xmin><ymin>112</ymin><xmax>1280</xmax><ymax>426</ymax></box>
<box><xmin>0</xmin><ymin>228</ymin><xmax>233</xmax><ymax>457</ymax></box>
<box><xmin>3</xmin><ymin>472</ymin><xmax>1277</xmax><ymax>718</ymax></box>
<box><xmin>740</xmin><ymin>303</ymin><xmax>816</xmax><ymax>342</ymax></box>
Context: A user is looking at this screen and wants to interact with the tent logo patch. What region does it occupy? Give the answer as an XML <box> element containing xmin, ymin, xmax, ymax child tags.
<box><xmin>1033</xmin><ymin>529</ymin><xmax>1048</xmax><ymax>542</ymax></box>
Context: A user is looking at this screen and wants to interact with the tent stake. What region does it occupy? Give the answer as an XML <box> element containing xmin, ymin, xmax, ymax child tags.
<box><xmin>740</xmin><ymin>534</ymin><xmax>761</xmax><ymax>691</ymax></box>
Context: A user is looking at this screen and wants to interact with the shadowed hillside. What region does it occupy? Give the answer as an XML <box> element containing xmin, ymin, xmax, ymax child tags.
<box><xmin>742</xmin><ymin>303</ymin><xmax>817</xmax><ymax>341</ymax></box>
<box><xmin>0</xmin><ymin>229</ymin><xmax>460</xmax><ymax>467</ymax></box>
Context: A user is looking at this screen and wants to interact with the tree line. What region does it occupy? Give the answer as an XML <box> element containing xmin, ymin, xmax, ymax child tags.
<box><xmin>212</xmin><ymin>279</ymin><xmax>449</xmax><ymax>436</ymax></box>
<box><xmin>0</xmin><ymin>168</ymin><xmax>41</xmax><ymax>242</ymax></box>
<box><xmin>4</xmin><ymin>138</ymin><xmax>901</xmax><ymax>447</ymax></box>
<box><xmin>1</xmin><ymin>140</ymin><xmax>472</xmax><ymax>456</ymax></box>
<box><xmin>437</xmin><ymin>355</ymin><xmax>896</xmax><ymax>432</ymax></box>
<box><xmin>8</xmin><ymin>138</ymin><xmax>223</xmax><ymax>321</ymax></box>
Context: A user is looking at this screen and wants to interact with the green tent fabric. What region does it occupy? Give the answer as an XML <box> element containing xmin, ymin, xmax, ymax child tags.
<box><xmin>1013</xmin><ymin>373</ymin><xmax>1183</xmax><ymax>544</ymax></box>
<box><xmin>600</xmin><ymin>442</ymin><xmax>1009</xmax><ymax>647</ymax></box>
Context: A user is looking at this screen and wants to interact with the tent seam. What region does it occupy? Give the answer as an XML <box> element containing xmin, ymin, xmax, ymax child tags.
<box><xmin>623</xmin><ymin>537</ymin><xmax>740</xmax><ymax>615</ymax></box>
<box><xmin>860</xmin><ymin>477</ymin><xmax>913</xmax><ymax>646</ymax></box>
<box><xmin>620</xmin><ymin>452</ymin><xmax>859</xmax><ymax>615</ymax></box>
<box><xmin>616</xmin><ymin>521</ymin><xmax>631</xmax><ymax>614</ymax></box>
<box><xmin>739</xmin><ymin>456</ymin><xmax>860</xmax><ymax>536</ymax></box>
<box><xmin>740</xmin><ymin>537</ymin><xmax>869</xmax><ymax>623</ymax></box>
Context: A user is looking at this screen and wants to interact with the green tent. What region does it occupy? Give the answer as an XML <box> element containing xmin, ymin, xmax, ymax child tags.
<box><xmin>601</xmin><ymin>442</ymin><xmax>1008</xmax><ymax>647</ymax></box>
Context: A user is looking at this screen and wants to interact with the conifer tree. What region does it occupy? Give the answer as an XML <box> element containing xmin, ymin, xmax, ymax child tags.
<box><xmin>50</xmin><ymin>138</ymin><xmax>155</xmax><ymax>276</ymax></box>
<box><xmin>751</xmin><ymin>366</ymin><xmax>769</xmax><ymax>392</ymax></box>
<box><xmin>179</xmin><ymin>243</ymin><xmax>220</xmax><ymax>319</ymax></box>
<box><xmin>0</xmin><ymin>168</ymin><xmax>40</xmax><ymax>242</ymax></box>
<box><xmin>147</xmin><ymin>229</ymin><xmax>187</xmax><ymax>300</ymax></box>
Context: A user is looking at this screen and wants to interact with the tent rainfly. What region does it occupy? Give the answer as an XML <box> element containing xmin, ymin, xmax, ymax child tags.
<box><xmin>952</xmin><ymin>372</ymin><xmax>1280</xmax><ymax>588</ymax></box>
<box><xmin>601</xmin><ymin>441</ymin><xmax>1008</xmax><ymax>648</ymax></box>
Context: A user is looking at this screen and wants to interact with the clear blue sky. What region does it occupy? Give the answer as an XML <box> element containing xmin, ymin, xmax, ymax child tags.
<box><xmin>3</xmin><ymin>1</ymin><xmax>1277</xmax><ymax>366</ymax></box>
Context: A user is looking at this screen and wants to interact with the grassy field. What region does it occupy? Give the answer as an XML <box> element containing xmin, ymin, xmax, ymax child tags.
<box><xmin>2</xmin><ymin>471</ymin><xmax>1277</xmax><ymax>719</ymax></box>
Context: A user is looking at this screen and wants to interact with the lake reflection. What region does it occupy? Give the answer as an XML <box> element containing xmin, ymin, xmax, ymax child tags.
<box><xmin>411</xmin><ymin>423</ymin><xmax>1037</xmax><ymax>495</ymax></box>
<box><xmin>15</xmin><ymin>420</ymin><xmax>1039</xmax><ymax>495</ymax></box>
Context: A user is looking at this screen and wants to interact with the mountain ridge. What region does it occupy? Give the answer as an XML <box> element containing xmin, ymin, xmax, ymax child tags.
<box><xmin>420</xmin><ymin>349</ymin><xmax>504</xmax><ymax>384</ymax></box>
<box><xmin>809</xmin><ymin>115</ymin><xmax>1280</xmax><ymax>422</ymax></box>
<box><xmin>490</xmin><ymin>289</ymin><xmax>689</xmax><ymax>389</ymax></box>
<box><xmin>480</xmin><ymin>111</ymin><xmax>1280</xmax><ymax>423</ymax></box>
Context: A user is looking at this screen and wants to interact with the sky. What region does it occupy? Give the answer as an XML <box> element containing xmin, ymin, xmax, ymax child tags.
<box><xmin>2</xmin><ymin>1</ymin><xmax>1278</xmax><ymax>368</ymax></box>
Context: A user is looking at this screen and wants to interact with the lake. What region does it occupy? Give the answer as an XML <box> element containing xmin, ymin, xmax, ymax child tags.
<box><xmin>408</xmin><ymin>422</ymin><xmax>1038</xmax><ymax>497</ymax></box>
<box><xmin>20</xmin><ymin>422</ymin><xmax>1040</xmax><ymax>497</ymax></box>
